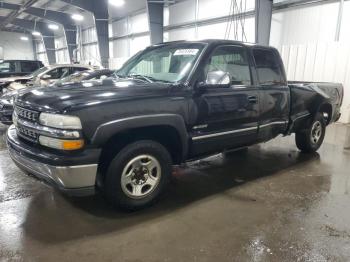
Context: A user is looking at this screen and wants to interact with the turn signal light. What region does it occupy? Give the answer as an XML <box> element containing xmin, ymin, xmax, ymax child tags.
<box><xmin>62</xmin><ymin>140</ymin><xmax>85</xmax><ymax>150</ymax></box>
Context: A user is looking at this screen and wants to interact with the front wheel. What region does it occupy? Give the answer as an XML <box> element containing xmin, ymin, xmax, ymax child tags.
<box><xmin>103</xmin><ymin>140</ymin><xmax>172</xmax><ymax>210</ymax></box>
<box><xmin>295</xmin><ymin>113</ymin><xmax>326</xmax><ymax>153</ymax></box>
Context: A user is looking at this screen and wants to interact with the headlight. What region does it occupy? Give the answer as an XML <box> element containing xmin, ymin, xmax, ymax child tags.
<box><xmin>39</xmin><ymin>113</ymin><xmax>82</xmax><ymax>130</ymax></box>
<box><xmin>39</xmin><ymin>136</ymin><xmax>84</xmax><ymax>150</ymax></box>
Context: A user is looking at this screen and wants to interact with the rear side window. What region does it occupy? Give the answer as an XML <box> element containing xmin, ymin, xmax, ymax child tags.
<box><xmin>253</xmin><ymin>49</ymin><xmax>284</xmax><ymax>86</ymax></box>
<box><xmin>71</xmin><ymin>67</ymin><xmax>89</xmax><ymax>74</ymax></box>
<box><xmin>46</xmin><ymin>67</ymin><xmax>70</xmax><ymax>79</ymax></box>
<box><xmin>21</xmin><ymin>61</ymin><xmax>40</xmax><ymax>73</ymax></box>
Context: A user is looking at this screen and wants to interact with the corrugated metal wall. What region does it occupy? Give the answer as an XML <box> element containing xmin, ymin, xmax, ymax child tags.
<box><xmin>54</xmin><ymin>36</ymin><xmax>69</xmax><ymax>64</ymax></box>
<box><xmin>165</xmin><ymin>0</ymin><xmax>255</xmax><ymax>42</ymax></box>
<box><xmin>35</xmin><ymin>41</ymin><xmax>48</xmax><ymax>65</ymax></box>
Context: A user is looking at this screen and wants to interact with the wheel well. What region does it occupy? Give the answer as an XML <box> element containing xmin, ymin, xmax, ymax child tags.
<box><xmin>319</xmin><ymin>103</ymin><xmax>332</xmax><ymax>125</ymax></box>
<box><xmin>97</xmin><ymin>125</ymin><xmax>183</xmax><ymax>179</ymax></box>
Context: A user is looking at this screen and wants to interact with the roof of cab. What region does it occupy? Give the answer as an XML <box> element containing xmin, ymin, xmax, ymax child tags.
<box><xmin>152</xmin><ymin>39</ymin><xmax>271</xmax><ymax>49</ymax></box>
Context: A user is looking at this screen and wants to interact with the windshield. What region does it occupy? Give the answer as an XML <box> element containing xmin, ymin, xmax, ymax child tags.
<box><xmin>54</xmin><ymin>71</ymin><xmax>91</xmax><ymax>85</ymax></box>
<box><xmin>117</xmin><ymin>43</ymin><xmax>205</xmax><ymax>83</ymax></box>
<box><xmin>30</xmin><ymin>66</ymin><xmax>49</xmax><ymax>78</ymax></box>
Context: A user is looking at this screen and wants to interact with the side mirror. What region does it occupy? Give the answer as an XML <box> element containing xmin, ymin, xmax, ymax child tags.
<box><xmin>206</xmin><ymin>71</ymin><xmax>231</xmax><ymax>85</ymax></box>
<box><xmin>196</xmin><ymin>71</ymin><xmax>231</xmax><ymax>92</ymax></box>
<box><xmin>41</xmin><ymin>74</ymin><xmax>51</xmax><ymax>80</ymax></box>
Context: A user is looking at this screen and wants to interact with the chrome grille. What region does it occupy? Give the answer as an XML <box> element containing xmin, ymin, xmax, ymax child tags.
<box><xmin>15</xmin><ymin>106</ymin><xmax>39</xmax><ymax>122</ymax></box>
<box><xmin>16</xmin><ymin>125</ymin><xmax>38</xmax><ymax>142</ymax></box>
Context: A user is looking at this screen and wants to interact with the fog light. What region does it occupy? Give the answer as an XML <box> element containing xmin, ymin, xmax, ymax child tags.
<box><xmin>39</xmin><ymin>136</ymin><xmax>84</xmax><ymax>150</ymax></box>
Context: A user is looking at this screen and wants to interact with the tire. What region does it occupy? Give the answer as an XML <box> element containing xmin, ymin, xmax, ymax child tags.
<box><xmin>295</xmin><ymin>113</ymin><xmax>326</xmax><ymax>153</ymax></box>
<box><xmin>103</xmin><ymin>140</ymin><xmax>172</xmax><ymax>211</ymax></box>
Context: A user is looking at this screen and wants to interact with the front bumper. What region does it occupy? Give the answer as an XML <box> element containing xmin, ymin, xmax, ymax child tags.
<box><xmin>7</xmin><ymin>125</ymin><xmax>100</xmax><ymax>196</ymax></box>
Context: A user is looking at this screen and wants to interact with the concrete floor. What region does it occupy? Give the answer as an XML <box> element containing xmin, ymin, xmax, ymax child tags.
<box><xmin>0</xmin><ymin>123</ymin><xmax>350</xmax><ymax>262</ymax></box>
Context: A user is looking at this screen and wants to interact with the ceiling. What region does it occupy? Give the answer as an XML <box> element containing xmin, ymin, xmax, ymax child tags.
<box><xmin>0</xmin><ymin>0</ymin><xmax>149</xmax><ymax>34</ymax></box>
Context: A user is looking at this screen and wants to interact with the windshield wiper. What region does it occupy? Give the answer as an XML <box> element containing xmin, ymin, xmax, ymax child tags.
<box><xmin>128</xmin><ymin>74</ymin><xmax>154</xmax><ymax>83</ymax></box>
<box><xmin>114</xmin><ymin>73</ymin><xmax>172</xmax><ymax>84</ymax></box>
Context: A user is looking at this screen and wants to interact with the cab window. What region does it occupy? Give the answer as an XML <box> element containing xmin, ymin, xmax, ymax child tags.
<box><xmin>45</xmin><ymin>67</ymin><xmax>70</xmax><ymax>79</ymax></box>
<box><xmin>21</xmin><ymin>61</ymin><xmax>40</xmax><ymax>73</ymax></box>
<box><xmin>205</xmin><ymin>45</ymin><xmax>252</xmax><ymax>86</ymax></box>
<box><xmin>71</xmin><ymin>67</ymin><xmax>88</xmax><ymax>74</ymax></box>
<box><xmin>252</xmin><ymin>49</ymin><xmax>284</xmax><ymax>86</ymax></box>
<box><xmin>0</xmin><ymin>61</ymin><xmax>15</xmax><ymax>73</ymax></box>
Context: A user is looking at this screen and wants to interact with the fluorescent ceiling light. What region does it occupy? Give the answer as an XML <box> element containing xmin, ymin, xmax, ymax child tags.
<box><xmin>32</xmin><ymin>31</ymin><xmax>41</xmax><ymax>36</ymax></box>
<box><xmin>71</xmin><ymin>14</ymin><xmax>84</xmax><ymax>21</ymax></box>
<box><xmin>48</xmin><ymin>24</ymin><xmax>59</xmax><ymax>30</ymax></box>
<box><xmin>109</xmin><ymin>0</ymin><xmax>125</xmax><ymax>7</ymax></box>
<box><xmin>20</xmin><ymin>36</ymin><xmax>29</xmax><ymax>41</ymax></box>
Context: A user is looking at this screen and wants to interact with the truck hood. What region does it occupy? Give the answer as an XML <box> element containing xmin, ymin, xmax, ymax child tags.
<box><xmin>15</xmin><ymin>78</ymin><xmax>172</xmax><ymax>113</ymax></box>
<box><xmin>0</xmin><ymin>75</ymin><xmax>32</xmax><ymax>83</ymax></box>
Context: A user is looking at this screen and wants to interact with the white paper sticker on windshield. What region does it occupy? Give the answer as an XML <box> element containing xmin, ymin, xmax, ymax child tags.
<box><xmin>174</xmin><ymin>49</ymin><xmax>199</xmax><ymax>56</ymax></box>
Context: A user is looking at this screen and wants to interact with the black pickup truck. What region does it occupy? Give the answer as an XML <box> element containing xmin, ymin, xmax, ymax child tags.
<box><xmin>7</xmin><ymin>40</ymin><xmax>343</xmax><ymax>210</ymax></box>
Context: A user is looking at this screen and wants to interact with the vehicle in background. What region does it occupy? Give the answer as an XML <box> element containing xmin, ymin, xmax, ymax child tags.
<box><xmin>1</xmin><ymin>64</ymin><xmax>94</xmax><ymax>94</ymax></box>
<box><xmin>0</xmin><ymin>60</ymin><xmax>44</xmax><ymax>92</ymax></box>
<box><xmin>0</xmin><ymin>60</ymin><xmax>43</xmax><ymax>78</ymax></box>
<box><xmin>0</xmin><ymin>69</ymin><xmax>114</xmax><ymax>125</ymax></box>
<box><xmin>53</xmin><ymin>69</ymin><xmax>114</xmax><ymax>87</ymax></box>
<box><xmin>6</xmin><ymin>40</ymin><xmax>343</xmax><ymax>210</ymax></box>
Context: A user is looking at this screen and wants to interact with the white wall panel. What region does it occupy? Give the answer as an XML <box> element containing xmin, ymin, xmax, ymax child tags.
<box><xmin>112</xmin><ymin>39</ymin><xmax>129</xmax><ymax>58</ymax></box>
<box><xmin>164</xmin><ymin>7</ymin><xmax>170</xmax><ymax>27</ymax></box>
<box><xmin>109</xmin><ymin>11</ymin><xmax>150</xmax><ymax>69</ymax></box>
<box><xmin>81</xmin><ymin>27</ymin><xmax>100</xmax><ymax>66</ymax></box>
<box><xmin>36</xmin><ymin>41</ymin><xmax>45</xmax><ymax>53</ymax></box>
<box><xmin>110</xmin><ymin>35</ymin><xmax>150</xmax><ymax>70</ymax></box>
<box><xmin>0</xmin><ymin>32</ymin><xmax>34</xmax><ymax>60</ymax></box>
<box><xmin>81</xmin><ymin>27</ymin><xmax>97</xmax><ymax>43</ymax></box>
<box><xmin>169</xmin><ymin>0</ymin><xmax>196</xmax><ymax>25</ymax></box>
<box><xmin>198</xmin><ymin>0</ymin><xmax>254</xmax><ymax>20</ymax></box>
<box><xmin>37</xmin><ymin>52</ymin><xmax>48</xmax><ymax>66</ymax></box>
<box><xmin>130</xmin><ymin>35</ymin><xmax>150</xmax><ymax>56</ymax></box>
<box><xmin>81</xmin><ymin>44</ymin><xmax>100</xmax><ymax>66</ymax></box>
<box><xmin>111</xmin><ymin>12</ymin><xmax>149</xmax><ymax>36</ymax></box>
<box><xmin>112</xmin><ymin>18</ymin><xmax>128</xmax><ymax>36</ymax></box>
<box><xmin>168</xmin><ymin>28</ymin><xmax>196</xmax><ymax>41</ymax></box>
<box><xmin>270</xmin><ymin>2</ymin><xmax>339</xmax><ymax>48</ymax></box>
<box><xmin>339</xmin><ymin>1</ymin><xmax>350</xmax><ymax>42</ymax></box>
<box><xmin>130</xmin><ymin>13</ymin><xmax>149</xmax><ymax>33</ymax></box>
<box><xmin>55</xmin><ymin>49</ymin><xmax>70</xmax><ymax>64</ymax></box>
<box><xmin>54</xmin><ymin>36</ymin><xmax>69</xmax><ymax>64</ymax></box>
<box><xmin>55</xmin><ymin>36</ymin><xmax>66</xmax><ymax>49</ymax></box>
<box><xmin>278</xmin><ymin>43</ymin><xmax>350</xmax><ymax>123</ymax></box>
<box><xmin>197</xmin><ymin>17</ymin><xmax>255</xmax><ymax>42</ymax></box>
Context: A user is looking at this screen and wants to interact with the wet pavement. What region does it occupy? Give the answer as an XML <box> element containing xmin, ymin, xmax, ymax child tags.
<box><xmin>0</xmin><ymin>123</ymin><xmax>350</xmax><ymax>261</ymax></box>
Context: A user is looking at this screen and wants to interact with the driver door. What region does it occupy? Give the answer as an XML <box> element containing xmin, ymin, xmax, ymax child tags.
<box><xmin>191</xmin><ymin>45</ymin><xmax>260</xmax><ymax>155</ymax></box>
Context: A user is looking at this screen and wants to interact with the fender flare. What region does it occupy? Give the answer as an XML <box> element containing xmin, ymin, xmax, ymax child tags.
<box><xmin>91</xmin><ymin>114</ymin><xmax>189</xmax><ymax>159</ymax></box>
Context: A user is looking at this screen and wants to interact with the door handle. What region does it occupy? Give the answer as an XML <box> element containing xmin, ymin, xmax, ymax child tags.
<box><xmin>248</xmin><ymin>96</ymin><xmax>258</xmax><ymax>104</ymax></box>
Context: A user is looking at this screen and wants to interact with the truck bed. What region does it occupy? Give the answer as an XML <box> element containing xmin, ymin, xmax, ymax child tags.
<box><xmin>288</xmin><ymin>81</ymin><xmax>343</xmax><ymax>130</ymax></box>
